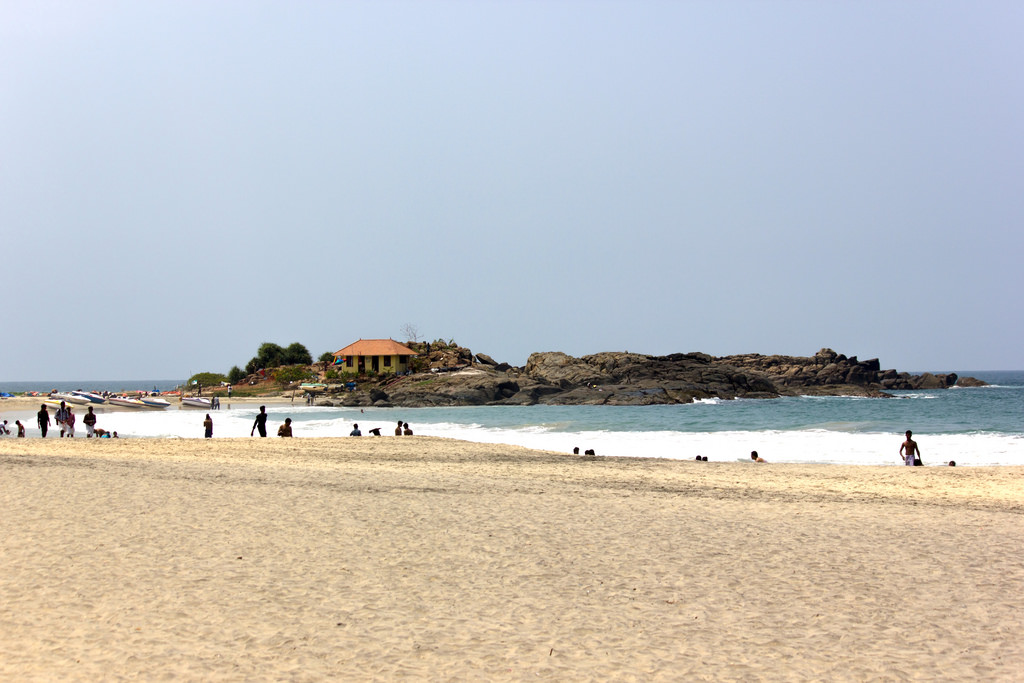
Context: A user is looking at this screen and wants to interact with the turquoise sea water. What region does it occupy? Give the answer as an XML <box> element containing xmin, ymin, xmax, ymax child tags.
<box><xmin>2</xmin><ymin>372</ymin><xmax>1021</xmax><ymax>466</ymax></box>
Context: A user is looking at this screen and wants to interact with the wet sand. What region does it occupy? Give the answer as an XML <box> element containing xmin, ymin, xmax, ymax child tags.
<box><xmin>1</xmin><ymin>437</ymin><xmax>1022</xmax><ymax>680</ymax></box>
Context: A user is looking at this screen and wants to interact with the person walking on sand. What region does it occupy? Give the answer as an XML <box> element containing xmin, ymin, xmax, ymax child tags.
<box><xmin>83</xmin><ymin>406</ymin><xmax>97</xmax><ymax>437</ymax></box>
<box><xmin>204</xmin><ymin>413</ymin><xmax>213</xmax><ymax>438</ymax></box>
<box><xmin>55</xmin><ymin>400</ymin><xmax>70</xmax><ymax>437</ymax></box>
<box><xmin>37</xmin><ymin>404</ymin><xmax>50</xmax><ymax>438</ymax></box>
<box><xmin>900</xmin><ymin>430</ymin><xmax>921</xmax><ymax>466</ymax></box>
<box><xmin>64</xmin><ymin>406</ymin><xmax>76</xmax><ymax>438</ymax></box>
<box><xmin>16</xmin><ymin>420</ymin><xmax>25</xmax><ymax>437</ymax></box>
<box><xmin>251</xmin><ymin>405</ymin><xmax>268</xmax><ymax>437</ymax></box>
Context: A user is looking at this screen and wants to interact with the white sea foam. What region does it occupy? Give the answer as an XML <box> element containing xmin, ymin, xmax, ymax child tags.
<box><xmin>80</xmin><ymin>406</ymin><xmax>1024</xmax><ymax>467</ymax></box>
<box><xmin>416</xmin><ymin>425</ymin><xmax>1022</xmax><ymax>467</ymax></box>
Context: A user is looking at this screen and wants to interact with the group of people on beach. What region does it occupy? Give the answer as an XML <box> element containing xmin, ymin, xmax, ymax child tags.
<box><xmin>570</xmin><ymin>433</ymin><xmax>947</xmax><ymax>466</ymax></box>
<box><xmin>30</xmin><ymin>402</ymin><xmax>113</xmax><ymax>438</ymax></box>
<box><xmin>3</xmin><ymin>407</ymin><xmax>956</xmax><ymax>467</ymax></box>
<box><xmin>347</xmin><ymin>420</ymin><xmax>413</xmax><ymax>437</ymax></box>
<box><xmin>0</xmin><ymin>419</ymin><xmax>25</xmax><ymax>437</ymax></box>
<box><xmin>193</xmin><ymin>406</ymin><xmax>416</xmax><ymax>439</ymax></box>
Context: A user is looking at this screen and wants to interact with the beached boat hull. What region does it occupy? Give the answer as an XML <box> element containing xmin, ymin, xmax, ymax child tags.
<box><xmin>54</xmin><ymin>392</ymin><xmax>92</xmax><ymax>405</ymax></box>
<box><xmin>181</xmin><ymin>397</ymin><xmax>212</xmax><ymax>408</ymax></box>
<box><xmin>139</xmin><ymin>398</ymin><xmax>171</xmax><ymax>409</ymax></box>
<box><xmin>70</xmin><ymin>391</ymin><xmax>107</xmax><ymax>404</ymax></box>
<box><xmin>107</xmin><ymin>397</ymin><xmax>150</xmax><ymax>409</ymax></box>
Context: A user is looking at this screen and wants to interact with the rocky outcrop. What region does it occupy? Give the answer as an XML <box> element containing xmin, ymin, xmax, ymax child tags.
<box><xmin>311</xmin><ymin>346</ymin><xmax>984</xmax><ymax>407</ymax></box>
<box><xmin>717</xmin><ymin>348</ymin><xmax>962</xmax><ymax>392</ymax></box>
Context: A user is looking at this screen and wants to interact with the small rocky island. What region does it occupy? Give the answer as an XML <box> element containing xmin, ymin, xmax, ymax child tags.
<box><xmin>308</xmin><ymin>345</ymin><xmax>985</xmax><ymax>408</ymax></box>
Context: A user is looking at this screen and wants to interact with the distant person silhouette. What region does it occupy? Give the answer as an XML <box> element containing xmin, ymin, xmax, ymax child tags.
<box><xmin>251</xmin><ymin>406</ymin><xmax>268</xmax><ymax>437</ymax></box>
<box><xmin>37</xmin><ymin>404</ymin><xmax>50</xmax><ymax>438</ymax></box>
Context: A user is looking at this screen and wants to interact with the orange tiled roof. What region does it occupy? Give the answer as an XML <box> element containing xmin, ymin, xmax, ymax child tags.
<box><xmin>333</xmin><ymin>339</ymin><xmax>417</xmax><ymax>357</ymax></box>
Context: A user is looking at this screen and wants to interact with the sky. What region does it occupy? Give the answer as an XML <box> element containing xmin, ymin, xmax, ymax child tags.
<box><xmin>2</xmin><ymin>1</ymin><xmax>1022</xmax><ymax>380</ymax></box>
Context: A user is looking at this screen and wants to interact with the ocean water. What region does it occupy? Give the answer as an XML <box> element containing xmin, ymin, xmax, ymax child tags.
<box><xmin>0</xmin><ymin>380</ymin><xmax>182</xmax><ymax>394</ymax></box>
<box><xmin>2</xmin><ymin>372</ymin><xmax>1021</xmax><ymax>466</ymax></box>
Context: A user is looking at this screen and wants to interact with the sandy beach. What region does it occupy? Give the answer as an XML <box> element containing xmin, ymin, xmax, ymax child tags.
<box><xmin>1</xmin><ymin>437</ymin><xmax>1022</xmax><ymax>680</ymax></box>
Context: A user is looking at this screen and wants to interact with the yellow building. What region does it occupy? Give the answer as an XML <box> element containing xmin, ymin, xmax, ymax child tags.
<box><xmin>333</xmin><ymin>339</ymin><xmax>417</xmax><ymax>375</ymax></box>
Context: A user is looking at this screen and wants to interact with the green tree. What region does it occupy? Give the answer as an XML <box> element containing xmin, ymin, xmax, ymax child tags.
<box><xmin>283</xmin><ymin>342</ymin><xmax>312</xmax><ymax>365</ymax></box>
<box><xmin>227</xmin><ymin>366</ymin><xmax>245</xmax><ymax>384</ymax></box>
<box><xmin>242</xmin><ymin>341</ymin><xmax>314</xmax><ymax>375</ymax></box>
<box><xmin>188</xmin><ymin>372</ymin><xmax>227</xmax><ymax>387</ymax></box>
<box><xmin>318</xmin><ymin>351</ymin><xmax>336</xmax><ymax>364</ymax></box>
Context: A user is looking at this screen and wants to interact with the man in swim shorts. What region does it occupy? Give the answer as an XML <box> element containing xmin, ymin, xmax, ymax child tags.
<box><xmin>83</xmin><ymin>406</ymin><xmax>97</xmax><ymax>437</ymax></box>
<box><xmin>900</xmin><ymin>430</ymin><xmax>920</xmax><ymax>466</ymax></box>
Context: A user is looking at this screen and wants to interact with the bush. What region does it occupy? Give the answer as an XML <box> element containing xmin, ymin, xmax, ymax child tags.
<box><xmin>227</xmin><ymin>366</ymin><xmax>245</xmax><ymax>384</ymax></box>
<box><xmin>274</xmin><ymin>365</ymin><xmax>315</xmax><ymax>385</ymax></box>
<box><xmin>189</xmin><ymin>372</ymin><xmax>227</xmax><ymax>387</ymax></box>
<box><xmin>325</xmin><ymin>369</ymin><xmax>339</xmax><ymax>380</ymax></box>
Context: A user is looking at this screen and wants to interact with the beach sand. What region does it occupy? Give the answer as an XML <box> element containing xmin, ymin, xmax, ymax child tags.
<box><xmin>1</xmin><ymin>437</ymin><xmax>1021</xmax><ymax>680</ymax></box>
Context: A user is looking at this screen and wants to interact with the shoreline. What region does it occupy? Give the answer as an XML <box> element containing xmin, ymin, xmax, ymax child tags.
<box><xmin>4</xmin><ymin>392</ymin><xmax>1023</xmax><ymax>467</ymax></box>
<box><xmin>2</xmin><ymin>438</ymin><xmax>1022</xmax><ymax>679</ymax></box>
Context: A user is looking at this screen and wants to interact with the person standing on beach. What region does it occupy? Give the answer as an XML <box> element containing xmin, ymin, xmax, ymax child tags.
<box><xmin>55</xmin><ymin>401</ymin><xmax>70</xmax><ymax>437</ymax></box>
<box><xmin>204</xmin><ymin>414</ymin><xmax>213</xmax><ymax>438</ymax></box>
<box><xmin>349</xmin><ymin>423</ymin><xmax>361</xmax><ymax>436</ymax></box>
<box><xmin>65</xmin><ymin>407</ymin><xmax>76</xmax><ymax>438</ymax></box>
<box><xmin>395</xmin><ymin>420</ymin><xmax>403</xmax><ymax>436</ymax></box>
<box><xmin>403</xmin><ymin>422</ymin><xmax>413</xmax><ymax>435</ymax></box>
<box><xmin>278</xmin><ymin>418</ymin><xmax>293</xmax><ymax>437</ymax></box>
<box><xmin>900</xmin><ymin>430</ymin><xmax>921</xmax><ymax>466</ymax></box>
<box><xmin>251</xmin><ymin>406</ymin><xmax>268</xmax><ymax>437</ymax></box>
<box><xmin>37</xmin><ymin>404</ymin><xmax>50</xmax><ymax>437</ymax></box>
<box><xmin>16</xmin><ymin>420</ymin><xmax>25</xmax><ymax>437</ymax></box>
<box><xmin>83</xmin><ymin>406</ymin><xmax>97</xmax><ymax>437</ymax></box>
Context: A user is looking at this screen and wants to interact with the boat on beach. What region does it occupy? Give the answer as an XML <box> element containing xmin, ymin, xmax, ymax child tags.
<box><xmin>139</xmin><ymin>397</ymin><xmax>171</xmax><ymax>409</ymax></box>
<box><xmin>53</xmin><ymin>392</ymin><xmax>92</xmax><ymax>405</ymax></box>
<box><xmin>181</xmin><ymin>397</ymin><xmax>213</xmax><ymax>408</ymax></box>
<box><xmin>106</xmin><ymin>396</ymin><xmax>146</xmax><ymax>408</ymax></box>
<box><xmin>70</xmin><ymin>390</ymin><xmax>107</xmax><ymax>404</ymax></box>
<box><xmin>105</xmin><ymin>395</ymin><xmax>167</xmax><ymax>411</ymax></box>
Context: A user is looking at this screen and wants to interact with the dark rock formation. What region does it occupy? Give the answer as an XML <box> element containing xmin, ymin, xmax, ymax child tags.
<box><xmin>315</xmin><ymin>344</ymin><xmax>985</xmax><ymax>407</ymax></box>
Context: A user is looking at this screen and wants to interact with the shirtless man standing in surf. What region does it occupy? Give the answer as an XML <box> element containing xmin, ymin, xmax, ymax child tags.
<box><xmin>900</xmin><ymin>430</ymin><xmax>921</xmax><ymax>466</ymax></box>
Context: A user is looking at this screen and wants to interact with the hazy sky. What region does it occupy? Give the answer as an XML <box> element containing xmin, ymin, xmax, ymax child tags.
<box><xmin>2</xmin><ymin>1</ymin><xmax>1021</xmax><ymax>380</ymax></box>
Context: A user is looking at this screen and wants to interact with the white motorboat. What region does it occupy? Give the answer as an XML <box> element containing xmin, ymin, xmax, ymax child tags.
<box><xmin>53</xmin><ymin>392</ymin><xmax>92</xmax><ymax>405</ymax></box>
<box><xmin>107</xmin><ymin>396</ymin><xmax>149</xmax><ymax>409</ymax></box>
<box><xmin>139</xmin><ymin>397</ymin><xmax>171</xmax><ymax>409</ymax></box>
<box><xmin>181</xmin><ymin>397</ymin><xmax>213</xmax><ymax>408</ymax></box>
<box><xmin>70</xmin><ymin>390</ymin><xmax>107</xmax><ymax>404</ymax></box>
